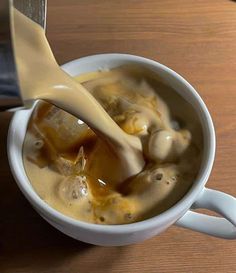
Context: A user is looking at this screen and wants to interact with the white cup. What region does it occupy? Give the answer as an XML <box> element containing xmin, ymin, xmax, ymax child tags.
<box><xmin>7</xmin><ymin>54</ymin><xmax>236</xmax><ymax>246</ymax></box>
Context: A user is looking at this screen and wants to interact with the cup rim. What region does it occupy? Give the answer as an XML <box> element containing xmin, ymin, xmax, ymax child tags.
<box><xmin>7</xmin><ymin>53</ymin><xmax>216</xmax><ymax>233</ymax></box>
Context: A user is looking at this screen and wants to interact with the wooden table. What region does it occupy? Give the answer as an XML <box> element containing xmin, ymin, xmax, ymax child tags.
<box><xmin>1</xmin><ymin>0</ymin><xmax>236</xmax><ymax>272</ymax></box>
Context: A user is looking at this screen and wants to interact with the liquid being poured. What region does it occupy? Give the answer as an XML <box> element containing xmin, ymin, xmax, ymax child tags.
<box><xmin>13</xmin><ymin>8</ymin><xmax>202</xmax><ymax>224</ymax></box>
<box><xmin>11</xmin><ymin>8</ymin><xmax>144</xmax><ymax>184</ymax></box>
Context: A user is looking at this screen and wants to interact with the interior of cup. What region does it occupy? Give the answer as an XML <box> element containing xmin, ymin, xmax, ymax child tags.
<box><xmin>8</xmin><ymin>54</ymin><xmax>215</xmax><ymax>230</ymax></box>
<box><xmin>62</xmin><ymin>53</ymin><xmax>214</xmax><ymax>189</ymax></box>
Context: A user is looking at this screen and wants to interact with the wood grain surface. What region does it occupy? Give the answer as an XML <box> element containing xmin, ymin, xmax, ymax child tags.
<box><xmin>1</xmin><ymin>0</ymin><xmax>236</xmax><ymax>272</ymax></box>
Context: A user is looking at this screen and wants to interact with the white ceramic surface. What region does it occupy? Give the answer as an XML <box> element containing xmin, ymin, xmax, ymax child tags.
<box><xmin>7</xmin><ymin>54</ymin><xmax>236</xmax><ymax>246</ymax></box>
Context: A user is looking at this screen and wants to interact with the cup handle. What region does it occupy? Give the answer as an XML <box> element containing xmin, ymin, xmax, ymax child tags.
<box><xmin>176</xmin><ymin>187</ymin><xmax>236</xmax><ymax>239</ymax></box>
